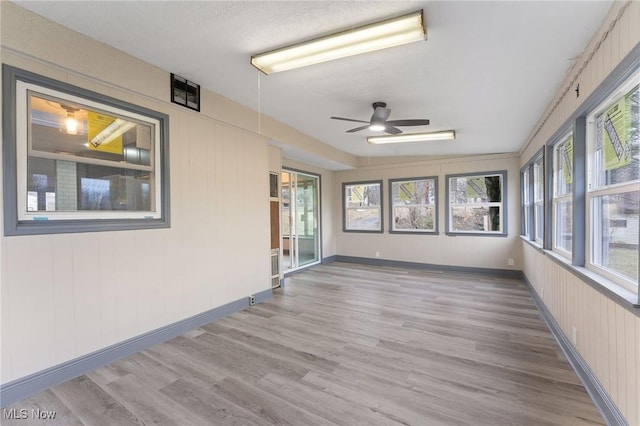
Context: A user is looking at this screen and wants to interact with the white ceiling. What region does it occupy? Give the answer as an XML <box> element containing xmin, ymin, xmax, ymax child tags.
<box><xmin>15</xmin><ymin>1</ymin><xmax>613</xmax><ymax>167</ymax></box>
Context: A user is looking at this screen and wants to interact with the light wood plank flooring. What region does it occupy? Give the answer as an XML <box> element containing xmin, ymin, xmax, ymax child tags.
<box><xmin>3</xmin><ymin>262</ymin><xmax>604</xmax><ymax>425</ymax></box>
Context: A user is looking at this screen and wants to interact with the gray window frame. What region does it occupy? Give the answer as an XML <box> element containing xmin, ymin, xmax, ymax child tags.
<box><xmin>2</xmin><ymin>64</ymin><xmax>170</xmax><ymax>235</ymax></box>
<box><xmin>388</xmin><ymin>176</ymin><xmax>439</xmax><ymax>235</ymax></box>
<box><xmin>342</xmin><ymin>180</ymin><xmax>383</xmax><ymax>233</ymax></box>
<box><xmin>445</xmin><ymin>170</ymin><xmax>508</xmax><ymax>237</ymax></box>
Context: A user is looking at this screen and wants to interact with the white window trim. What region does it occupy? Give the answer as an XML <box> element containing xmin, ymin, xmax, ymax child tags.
<box><xmin>389</xmin><ymin>176</ymin><xmax>438</xmax><ymax>234</ymax></box>
<box><xmin>551</xmin><ymin>195</ymin><xmax>572</xmax><ymax>258</ymax></box>
<box><xmin>522</xmin><ymin>167</ymin><xmax>531</xmax><ymax>238</ymax></box>
<box><xmin>585</xmin><ymin>71</ymin><xmax>639</xmax><ymax>292</ymax></box>
<box><xmin>551</xmin><ymin>132</ymin><xmax>573</xmax><ymax>258</ymax></box>
<box><xmin>16</xmin><ymin>80</ymin><xmax>162</xmax><ymax>221</ymax></box>
<box><xmin>445</xmin><ymin>171</ymin><xmax>507</xmax><ymax>236</ymax></box>
<box><xmin>533</xmin><ymin>157</ymin><xmax>544</xmax><ymax>244</ymax></box>
<box><xmin>343</xmin><ymin>181</ymin><xmax>383</xmax><ymax>233</ymax></box>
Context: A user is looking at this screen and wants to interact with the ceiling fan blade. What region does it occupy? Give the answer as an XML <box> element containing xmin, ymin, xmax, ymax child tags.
<box><xmin>386</xmin><ymin>119</ymin><xmax>430</xmax><ymax>127</ymax></box>
<box><xmin>346</xmin><ymin>125</ymin><xmax>370</xmax><ymax>133</ymax></box>
<box><xmin>330</xmin><ymin>116</ymin><xmax>369</xmax><ymax>124</ymax></box>
<box><xmin>385</xmin><ymin>126</ymin><xmax>403</xmax><ymax>135</ymax></box>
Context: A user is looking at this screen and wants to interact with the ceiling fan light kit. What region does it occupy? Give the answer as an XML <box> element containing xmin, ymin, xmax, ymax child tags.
<box><xmin>251</xmin><ymin>10</ymin><xmax>426</xmax><ymax>74</ymax></box>
<box><xmin>367</xmin><ymin>130</ymin><xmax>456</xmax><ymax>144</ymax></box>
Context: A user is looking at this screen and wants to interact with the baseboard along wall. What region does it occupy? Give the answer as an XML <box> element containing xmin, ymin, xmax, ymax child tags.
<box><xmin>0</xmin><ymin>288</ymin><xmax>273</xmax><ymax>408</ymax></box>
<box><xmin>332</xmin><ymin>255</ymin><xmax>523</xmax><ymax>279</ymax></box>
<box><xmin>523</xmin><ymin>275</ymin><xmax>627</xmax><ymax>426</ymax></box>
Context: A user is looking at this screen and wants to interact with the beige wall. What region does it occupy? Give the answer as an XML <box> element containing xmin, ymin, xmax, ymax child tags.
<box><xmin>334</xmin><ymin>153</ymin><xmax>522</xmax><ymax>271</ymax></box>
<box><xmin>519</xmin><ymin>2</ymin><xmax>640</xmax><ymax>424</ymax></box>
<box><xmin>0</xmin><ymin>2</ymin><xmax>340</xmax><ymax>385</ymax></box>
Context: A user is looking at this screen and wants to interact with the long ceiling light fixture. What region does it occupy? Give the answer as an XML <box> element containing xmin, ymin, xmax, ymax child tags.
<box><xmin>368</xmin><ymin>130</ymin><xmax>456</xmax><ymax>144</ymax></box>
<box><xmin>251</xmin><ymin>10</ymin><xmax>426</xmax><ymax>75</ymax></box>
<box><xmin>89</xmin><ymin>119</ymin><xmax>135</xmax><ymax>147</ymax></box>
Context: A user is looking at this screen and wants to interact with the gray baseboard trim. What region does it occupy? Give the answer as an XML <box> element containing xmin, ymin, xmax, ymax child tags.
<box><xmin>334</xmin><ymin>255</ymin><xmax>523</xmax><ymax>279</ymax></box>
<box><xmin>523</xmin><ymin>274</ymin><xmax>627</xmax><ymax>426</ymax></box>
<box><xmin>0</xmin><ymin>288</ymin><xmax>272</xmax><ymax>408</ymax></box>
<box><xmin>322</xmin><ymin>255</ymin><xmax>336</xmax><ymax>264</ymax></box>
<box><xmin>252</xmin><ymin>288</ymin><xmax>272</xmax><ymax>304</ymax></box>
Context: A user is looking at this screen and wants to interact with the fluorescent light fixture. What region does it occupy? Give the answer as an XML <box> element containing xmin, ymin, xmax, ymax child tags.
<box><xmin>90</xmin><ymin>118</ymin><xmax>135</xmax><ymax>147</ymax></box>
<box><xmin>368</xmin><ymin>130</ymin><xmax>456</xmax><ymax>144</ymax></box>
<box><xmin>251</xmin><ymin>10</ymin><xmax>426</xmax><ymax>74</ymax></box>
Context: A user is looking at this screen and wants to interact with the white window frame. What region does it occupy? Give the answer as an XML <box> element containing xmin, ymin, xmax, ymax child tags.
<box><xmin>445</xmin><ymin>171</ymin><xmax>507</xmax><ymax>236</ymax></box>
<box><xmin>533</xmin><ymin>156</ymin><xmax>545</xmax><ymax>244</ymax></box>
<box><xmin>552</xmin><ymin>132</ymin><xmax>574</xmax><ymax>258</ymax></box>
<box><xmin>17</xmin><ymin>81</ymin><xmax>162</xmax><ymax>221</ymax></box>
<box><xmin>586</xmin><ymin>71</ymin><xmax>639</xmax><ymax>292</ymax></box>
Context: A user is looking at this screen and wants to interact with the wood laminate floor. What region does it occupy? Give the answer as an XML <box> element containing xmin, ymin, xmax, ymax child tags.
<box><xmin>2</xmin><ymin>262</ymin><xmax>604</xmax><ymax>425</ymax></box>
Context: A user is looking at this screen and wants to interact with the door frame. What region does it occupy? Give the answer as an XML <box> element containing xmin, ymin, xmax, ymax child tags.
<box><xmin>281</xmin><ymin>167</ymin><xmax>322</xmax><ymax>273</ymax></box>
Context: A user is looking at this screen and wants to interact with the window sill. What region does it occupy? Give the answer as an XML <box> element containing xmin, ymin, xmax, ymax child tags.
<box><xmin>389</xmin><ymin>231</ymin><xmax>439</xmax><ymax>235</ymax></box>
<box><xmin>523</xmin><ymin>238</ymin><xmax>639</xmax><ymax>314</ymax></box>
<box><xmin>7</xmin><ymin>217</ymin><xmax>170</xmax><ymax>236</ymax></box>
<box><xmin>446</xmin><ymin>232</ymin><xmax>508</xmax><ymax>238</ymax></box>
<box><xmin>520</xmin><ymin>235</ymin><xmax>543</xmax><ymax>251</ymax></box>
<box><xmin>342</xmin><ymin>229</ymin><xmax>384</xmax><ymax>234</ymax></box>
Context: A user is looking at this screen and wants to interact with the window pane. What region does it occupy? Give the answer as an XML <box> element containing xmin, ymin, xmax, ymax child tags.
<box><xmin>450</xmin><ymin>175</ymin><xmax>502</xmax><ymax>204</ymax></box>
<box><xmin>393</xmin><ymin>206</ymin><xmax>435</xmax><ymax>231</ymax></box>
<box><xmin>591</xmin><ymin>191</ymin><xmax>639</xmax><ymax>283</ymax></box>
<box><xmin>554</xmin><ymin>199</ymin><xmax>573</xmax><ymax>253</ymax></box>
<box><xmin>450</xmin><ymin>205</ymin><xmax>501</xmax><ymax>232</ymax></box>
<box><xmin>553</xmin><ymin>134</ymin><xmax>573</xmax><ymax>255</ymax></box>
<box><xmin>523</xmin><ymin>169</ymin><xmax>530</xmax><ymax>204</ymax></box>
<box><xmin>391</xmin><ymin>178</ymin><xmax>436</xmax><ymax>232</ymax></box>
<box><xmin>534</xmin><ymin>202</ymin><xmax>544</xmax><ymax>242</ymax></box>
<box><xmin>27</xmin><ymin>157</ymin><xmax>152</xmax><ymax>212</ymax></box>
<box><xmin>346</xmin><ymin>207</ymin><xmax>381</xmax><ymax>230</ymax></box>
<box><xmin>555</xmin><ymin>136</ymin><xmax>573</xmax><ymax>196</ymax></box>
<box><xmin>591</xmin><ymin>85</ymin><xmax>639</xmax><ymax>189</ymax></box>
<box><xmin>345</xmin><ymin>182</ymin><xmax>381</xmax><ymax>231</ymax></box>
<box><xmin>29</xmin><ymin>92</ymin><xmax>153</xmax><ymax>168</ymax></box>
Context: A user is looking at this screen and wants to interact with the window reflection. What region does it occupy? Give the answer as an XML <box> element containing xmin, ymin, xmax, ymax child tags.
<box><xmin>27</xmin><ymin>92</ymin><xmax>154</xmax><ymax>213</ymax></box>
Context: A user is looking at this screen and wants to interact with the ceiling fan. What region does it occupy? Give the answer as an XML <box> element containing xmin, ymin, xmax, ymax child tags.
<box><xmin>330</xmin><ymin>102</ymin><xmax>430</xmax><ymax>135</ymax></box>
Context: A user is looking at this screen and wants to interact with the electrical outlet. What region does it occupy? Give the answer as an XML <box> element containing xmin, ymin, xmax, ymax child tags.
<box><xmin>571</xmin><ymin>326</ymin><xmax>578</xmax><ymax>346</ymax></box>
<box><xmin>375</xmin><ymin>251</ymin><xmax>380</xmax><ymax>258</ymax></box>
<box><xmin>508</xmin><ymin>258</ymin><xmax>514</xmax><ymax>266</ymax></box>
<box><xmin>249</xmin><ymin>295</ymin><xmax>256</xmax><ymax>306</ymax></box>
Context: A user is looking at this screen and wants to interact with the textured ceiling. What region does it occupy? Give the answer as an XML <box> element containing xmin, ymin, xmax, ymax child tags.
<box><xmin>14</xmin><ymin>1</ymin><xmax>613</xmax><ymax>168</ymax></box>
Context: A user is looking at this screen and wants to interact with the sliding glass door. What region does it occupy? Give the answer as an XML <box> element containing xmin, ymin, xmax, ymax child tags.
<box><xmin>282</xmin><ymin>170</ymin><xmax>320</xmax><ymax>271</ymax></box>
